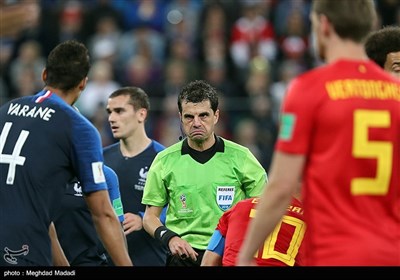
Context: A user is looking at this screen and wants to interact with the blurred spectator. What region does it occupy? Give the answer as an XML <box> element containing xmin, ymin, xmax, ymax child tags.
<box><xmin>0</xmin><ymin>0</ymin><xmax>38</xmax><ymax>39</ymax></box>
<box><xmin>122</xmin><ymin>54</ymin><xmax>163</xmax><ymax>99</ymax></box>
<box><xmin>244</xmin><ymin>55</ymin><xmax>272</xmax><ymax>97</ymax></box>
<box><xmin>57</xmin><ymin>0</ymin><xmax>85</xmax><ymax>43</ymax></box>
<box><xmin>81</xmin><ymin>0</ymin><xmax>123</xmax><ymax>41</ymax></box>
<box><xmin>277</xmin><ymin>8</ymin><xmax>309</xmax><ymax>60</ymax></box>
<box><xmin>165</xmin><ymin>0</ymin><xmax>203</xmax><ymax>60</ymax></box>
<box><xmin>197</xmin><ymin>2</ymin><xmax>236</xmax><ymax>84</ymax></box>
<box><xmin>75</xmin><ymin>60</ymin><xmax>120</xmax><ymax>120</ymax></box>
<box><xmin>9</xmin><ymin>40</ymin><xmax>45</xmax><ymax>98</ymax></box>
<box><xmin>270</xmin><ymin>59</ymin><xmax>304</xmax><ymax>124</ymax></box>
<box><xmin>233</xmin><ymin>118</ymin><xmax>262</xmax><ymax>163</ymax></box>
<box><xmin>2</xmin><ymin>0</ymin><xmax>56</xmax><ymax>99</ymax></box>
<box><xmin>162</xmin><ymin>58</ymin><xmax>191</xmax><ymax>98</ymax></box>
<box><xmin>229</xmin><ymin>0</ymin><xmax>277</xmax><ymax>83</ymax></box>
<box><xmin>204</xmin><ymin>60</ymin><xmax>240</xmax><ymax>99</ymax></box>
<box><xmin>375</xmin><ymin>0</ymin><xmax>400</xmax><ymax>26</ymax></box>
<box><xmin>152</xmin><ymin>94</ymin><xmax>182</xmax><ymax>147</ymax></box>
<box><xmin>0</xmin><ymin>77</ymin><xmax>9</xmax><ymax>105</ymax></box>
<box><xmin>272</xmin><ymin>0</ymin><xmax>311</xmax><ymax>38</ymax></box>
<box><xmin>0</xmin><ymin>40</ymin><xmax>13</xmax><ymax>102</ymax></box>
<box><xmin>116</xmin><ymin>26</ymin><xmax>165</xmax><ymax>84</ymax></box>
<box><xmin>86</xmin><ymin>16</ymin><xmax>121</xmax><ymax>65</ymax></box>
<box><xmin>91</xmin><ymin>102</ymin><xmax>115</xmax><ymax>147</ymax></box>
<box><xmin>12</xmin><ymin>67</ymin><xmax>39</xmax><ymax>98</ymax></box>
<box><xmin>113</xmin><ymin>0</ymin><xmax>167</xmax><ymax>32</ymax></box>
<box><xmin>247</xmin><ymin>93</ymin><xmax>277</xmax><ymax>171</ymax></box>
<box><xmin>166</xmin><ymin>37</ymin><xmax>200</xmax><ymax>82</ymax></box>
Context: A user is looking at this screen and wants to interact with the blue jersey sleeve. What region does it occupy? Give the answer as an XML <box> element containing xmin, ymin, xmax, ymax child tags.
<box><xmin>104</xmin><ymin>165</ymin><xmax>124</xmax><ymax>223</ymax></box>
<box><xmin>206</xmin><ymin>230</ymin><xmax>225</xmax><ymax>256</ymax></box>
<box><xmin>159</xmin><ymin>205</ymin><xmax>167</xmax><ymax>224</ymax></box>
<box><xmin>152</xmin><ymin>140</ymin><xmax>166</xmax><ymax>153</ymax></box>
<box><xmin>70</xmin><ymin>111</ymin><xmax>108</xmax><ymax>194</ymax></box>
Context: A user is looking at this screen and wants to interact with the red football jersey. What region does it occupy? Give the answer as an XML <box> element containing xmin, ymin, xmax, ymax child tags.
<box><xmin>276</xmin><ymin>60</ymin><xmax>400</xmax><ymax>265</ymax></box>
<box><xmin>219</xmin><ymin>197</ymin><xmax>305</xmax><ymax>266</ymax></box>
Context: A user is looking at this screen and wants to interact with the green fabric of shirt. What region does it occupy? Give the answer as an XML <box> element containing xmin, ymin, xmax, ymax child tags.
<box><xmin>142</xmin><ymin>137</ymin><xmax>267</xmax><ymax>250</ymax></box>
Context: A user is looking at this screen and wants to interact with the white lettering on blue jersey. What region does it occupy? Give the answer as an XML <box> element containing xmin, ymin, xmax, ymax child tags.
<box><xmin>7</xmin><ymin>103</ymin><xmax>55</xmax><ymax>121</ymax></box>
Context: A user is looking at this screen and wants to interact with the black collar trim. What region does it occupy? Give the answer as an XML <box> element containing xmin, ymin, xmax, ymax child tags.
<box><xmin>181</xmin><ymin>135</ymin><xmax>225</xmax><ymax>164</ymax></box>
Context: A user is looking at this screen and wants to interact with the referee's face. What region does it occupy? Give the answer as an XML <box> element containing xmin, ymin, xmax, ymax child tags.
<box><xmin>180</xmin><ymin>100</ymin><xmax>219</xmax><ymax>150</ymax></box>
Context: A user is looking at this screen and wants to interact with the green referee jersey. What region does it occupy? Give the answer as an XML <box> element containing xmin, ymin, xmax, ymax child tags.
<box><xmin>142</xmin><ymin>137</ymin><xmax>267</xmax><ymax>250</ymax></box>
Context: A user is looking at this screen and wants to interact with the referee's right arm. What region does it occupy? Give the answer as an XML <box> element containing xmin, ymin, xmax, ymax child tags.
<box><xmin>143</xmin><ymin>205</ymin><xmax>165</xmax><ymax>238</ymax></box>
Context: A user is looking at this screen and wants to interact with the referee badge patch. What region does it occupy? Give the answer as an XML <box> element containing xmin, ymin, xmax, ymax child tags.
<box><xmin>216</xmin><ymin>186</ymin><xmax>235</xmax><ymax>211</ymax></box>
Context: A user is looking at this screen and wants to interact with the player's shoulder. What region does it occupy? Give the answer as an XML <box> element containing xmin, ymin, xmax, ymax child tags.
<box><xmin>151</xmin><ymin>139</ymin><xmax>166</xmax><ymax>152</ymax></box>
<box><xmin>0</xmin><ymin>95</ymin><xmax>40</xmax><ymax>114</ymax></box>
<box><xmin>1</xmin><ymin>95</ymin><xmax>29</xmax><ymax>105</ymax></box>
<box><xmin>1</xmin><ymin>93</ymin><xmax>75</xmax><ymax>126</ymax></box>
<box><xmin>103</xmin><ymin>142</ymin><xmax>120</xmax><ymax>154</ymax></box>
<box><xmin>103</xmin><ymin>164</ymin><xmax>117</xmax><ymax>178</ymax></box>
<box><xmin>67</xmin><ymin>111</ymin><xmax>99</xmax><ymax>142</ymax></box>
<box><xmin>238</xmin><ymin>197</ymin><xmax>258</xmax><ymax>207</ymax></box>
<box><xmin>221</xmin><ymin>137</ymin><xmax>252</xmax><ymax>154</ymax></box>
<box><xmin>155</xmin><ymin>141</ymin><xmax>181</xmax><ymax>159</ymax></box>
<box><xmin>289</xmin><ymin>64</ymin><xmax>327</xmax><ymax>88</ymax></box>
<box><xmin>285</xmin><ymin>64</ymin><xmax>336</xmax><ymax>101</ymax></box>
<box><xmin>234</xmin><ymin>197</ymin><xmax>253</xmax><ymax>208</ymax></box>
<box><xmin>226</xmin><ymin>198</ymin><xmax>256</xmax><ymax>216</ymax></box>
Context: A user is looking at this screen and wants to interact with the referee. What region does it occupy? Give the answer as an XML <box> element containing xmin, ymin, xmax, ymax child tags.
<box><xmin>141</xmin><ymin>80</ymin><xmax>268</xmax><ymax>266</ymax></box>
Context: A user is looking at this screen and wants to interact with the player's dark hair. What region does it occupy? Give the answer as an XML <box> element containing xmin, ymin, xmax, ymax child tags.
<box><xmin>312</xmin><ymin>0</ymin><xmax>376</xmax><ymax>43</ymax></box>
<box><xmin>109</xmin><ymin>86</ymin><xmax>150</xmax><ymax>111</ymax></box>
<box><xmin>178</xmin><ymin>80</ymin><xmax>219</xmax><ymax>113</ymax></box>
<box><xmin>44</xmin><ymin>40</ymin><xmax>90</xmax><ymax>92</ymax></box>
<box><xmin>365</xmin><ymin>25</ymin><xmax>400</xmax><ymax>68</ymax></box>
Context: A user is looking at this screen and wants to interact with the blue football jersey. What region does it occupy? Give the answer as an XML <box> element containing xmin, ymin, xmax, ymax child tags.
<box><xmin>103</xmin><ymin>140</ymin><xmax>168</xmax><ymax>266</ymax></box>
<box><xmin>0</xmin><ymin>90</ymin><xmax>107</xmax><ymax>266</ymax></box>
<box><xmin>53</xmin><ymin>165</ymin><xmax>123</xmax><ymax>266</ymax></box>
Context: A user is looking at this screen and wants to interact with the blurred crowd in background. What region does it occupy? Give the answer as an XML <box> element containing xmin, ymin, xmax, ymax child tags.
<box><xmin>1</xmin><ymin>0</ymin><xmax>399</xmax><ymax>172</ymax></box>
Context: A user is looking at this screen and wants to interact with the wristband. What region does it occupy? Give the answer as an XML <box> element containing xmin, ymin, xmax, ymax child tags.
<box><xmin>154</xmin><ymin>226</ymin><xmax>179</xmax><ymax>248</ymax></box>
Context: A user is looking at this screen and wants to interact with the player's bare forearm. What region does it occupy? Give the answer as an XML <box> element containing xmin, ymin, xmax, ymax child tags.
<box><xmin>85</xmin><ymin>190</ymin><xmax>133</xmax><ymax>266</ymax></box>
<box><xmin>201</xmin><ymin>250</ymin><xmax>222</xmax><ymax>266</ymax></box>
<box><xmin>95</xmin><ymin>213</ymin><xmax>132</xmax><ymax>266</ymax></box>
<box><xmin>49</xmin><ymin>222</ymin><xmax>70</xmax><ymax>266</ymax></box>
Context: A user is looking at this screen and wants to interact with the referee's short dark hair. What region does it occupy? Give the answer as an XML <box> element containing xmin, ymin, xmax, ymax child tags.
<box><xmin>178</xmin><ymin>80</ymin><xmax>219</xmax><ymax>113</ymax></box>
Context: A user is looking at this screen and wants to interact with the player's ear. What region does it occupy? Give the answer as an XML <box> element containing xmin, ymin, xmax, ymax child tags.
<box><xmin>319</xmin><ymin>14</ymin><xmax>331</xmax><ymax>37</ymax></box>
<box><xmin>214</xmin><ymin>109</ymin><xmax>220</xmax><ymax>124</ymax></box>
<box><xmin>138</xmin><ymin>108</ymin><xmax>148</xmax><ymax>123</ymax></box>
<box><xmin>79</xmin><ymin>77</ymin><xmax>88</xmax><ymax>91</ymax></box>
<box><xmin>41</xmin><ymin>68</ymin><xmax>47</xmax><ymax>83</ymax></box>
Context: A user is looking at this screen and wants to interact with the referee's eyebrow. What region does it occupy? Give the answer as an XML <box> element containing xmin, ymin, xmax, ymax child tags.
<box><xmin>183</xmin><ymin>111</ymin><xmax>210</xmax><ymax>117</ymax></box>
